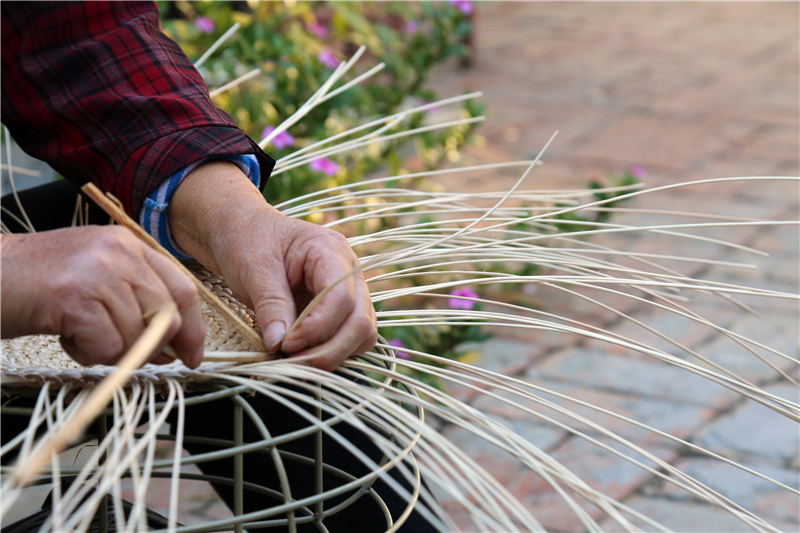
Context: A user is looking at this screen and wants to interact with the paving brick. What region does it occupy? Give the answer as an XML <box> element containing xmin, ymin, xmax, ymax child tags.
<box><xmin>738</xmin><ymin>124</ymin><xmax>800</xmax><ymax>165</ymax></box>
<box><xmin>582</xmin><ymin>301</ymin><xmax>733</xmax><ymax>359</ymax></box>
<box><xmin>600</xmin><ymin>496</ymin><xmax>798</xmax><ymax>533</ymax></box>
<box><xmin>481</xmin><ymin>312</ymin><xmax>579</xmax><ymax>347</ymax></box>
<box><xmin>691</xmin><ymin>314</ymin><xmax>800</xmax><ymax>382</ymax></box>
<box><xmin>568</xmin><ymin>114</ymin><xmax>747</xmax><ymax>172</ymax></box>
<box><xmin>471</xmin><ymin>381</ymin><xmax>713</xmax><ymax>448</ymax></box>
<box><xmin>694</xmin><ymin>383</ymin><xmax>800</xmax><ymax>464</ymax></box>
<box><xmin>437</xmin><ymin>425</ymin><xmax>676</xmax><ymax>532</ymax></box>
<box><xmin>458</xmin><ymin>337</ymin><xmax>540</xmax><ymax>376</ymax></box>
<box><xmin>430</xmin><ymin>2</ymin><xmax>800</xmax><ymax>530</ymax></box>
<box><xmin>744</xmin><ymin>219</ymin><xmax>800</xmax><ymax>258</ymax></box>
<box><xmin>441</xmin><ymin>412</ymin><xmax>567</xmax><ymax>458</ymax></box>
<box><xmin>641</xmin><ymin>456</ymin><xmax>800</xmax><ymax>529</ymax></box>
<box><xmin>529</xmin><ymin>437</ymin><xmax>678</xmax><ymax>531</ymax></box>
<box><xmin>706</xmin><ymin>271</ymin><xmax>799</xmax><ymax>315</ymax></box>
<box><xmin>527</xmin><ymin>347</ymin><xmax>740</xmax><ymax>409</ymax></box>
<box><xmin>433</xmin><ymin>416</ymin><xmax>567</xmax><ymax>524</ymax></box>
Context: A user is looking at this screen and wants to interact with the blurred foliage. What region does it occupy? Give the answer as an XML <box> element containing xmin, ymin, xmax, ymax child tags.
<box><xmin>380</xmin><ymin>301</ymin><xmax>492</xmax><ymax>390</ymax></box>
<box><xmin>550</xmin><ymin>168</ymin><xmax>642</xmax><ymax>234</ymax></box>
<box><xmin>493</xmin><ymin>169</ymin><xmax>642</xmax><ymax>292</ymax></box>
<box><xmin>158</xmin><ymin>0</ymin><xmax>479</xmax><ymax>206</ymax></box>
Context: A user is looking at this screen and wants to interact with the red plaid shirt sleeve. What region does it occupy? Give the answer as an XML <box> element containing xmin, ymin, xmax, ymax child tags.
<box><xmin>1</xmin><ymin>1</ymin><xmax>275</xmax><ymax>220</ymax></box>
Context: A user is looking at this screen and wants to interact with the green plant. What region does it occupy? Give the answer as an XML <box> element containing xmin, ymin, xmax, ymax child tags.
<box><xmin>381</xmin><ymin>291</ymin><xmax>491</xmax><ymax>391</ymax></box>
<box><xmin>158</xmin><ymin>1</ymin><xmax>480</xmax><ymax>206</ymax></box>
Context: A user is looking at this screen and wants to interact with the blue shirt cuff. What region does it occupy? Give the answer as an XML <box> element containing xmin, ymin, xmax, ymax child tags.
<box><xmin>139</xmin><ymin>154</ymin><xmax>260</xmax><ymax>260</ymax></box>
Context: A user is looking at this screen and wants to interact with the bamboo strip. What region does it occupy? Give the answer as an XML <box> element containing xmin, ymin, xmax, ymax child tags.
<box><xmin>81</xmin><ymin>182</ymin><xmax>269</xmax><ymax>353</ymax></box>
<box><xmin>9</xmin><ymin>303</ymin><xmax>176</xmax><ymax>488</ymax></box>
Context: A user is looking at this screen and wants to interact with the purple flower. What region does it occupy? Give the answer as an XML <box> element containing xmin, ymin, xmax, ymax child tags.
<box><xmin>261</xmin><ymin>126</ymin><xmax>296</xmax><ymax>150</ymax></box>
<box><xmin>630</xmin><ymin>165</ymin><xmax>646</xmax><ymax>179</ymax></box>
<box><xmin>307</xmin><ymin>22</ymin><xmax>328</xmax><ymax>39</ymax></box>
<box><xmin>309</xmin><ymin>157</ymin><xmax>340</xmax><ymax>176</ymax></box>
<box><xmin>448</xmin><ymin>0</ymin><xmax>473</xmax><ymax>15</ymax></box>
<box><xmin>405</xmin><ymin>21</ymin><xmax>419</xmax><ymax>34</ymax></box>
<box><xmin>448</xmin><ymin>287</ymin><xmax>479</xmax><ymax>310</ymax></box>
<box><xmin>194</xmin><ymin>16</ymin><xmax>215</xmax><ymax>34</ymax></box>
<box><xmin>388</xmin><ymin>339</ymin><xmax>411</xmax><ymax>360</ymax></box>
<box><xmin>423</xmin><ymin>100</ymin><xmax>440</xmax><ymax>114</ymax></box>
<box><xmin>318</xmin><ymin>48</ymin><xmax>339</xmax><ymax>69</ymax></box>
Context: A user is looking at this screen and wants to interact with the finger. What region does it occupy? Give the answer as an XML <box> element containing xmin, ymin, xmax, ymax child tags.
<box><xmin>99</xmin><ymin>276</ymin><xmax>185</xmax><ymax>369</ymax></box>
<box><xmin>280</xmin><ymin>250</ymin><xmax>358</xmax><ymax>354</ymax></box>
<box><xmin>150</xmin><ymin>352</ymin><xmax>177</xmax><ymax>365</ymax></box>
<box><xmin>142</xmin><ymin>314</ymin><xmax>183</xmax><ymax>366</ymax></box>
<box><xmin>141</xmin><ymin>250</ymin><xmax>205</xmax><ymax>368</ymax></box>
<box><xmin>242</xmin><ymin>258</ymin><xmax>298</xmax><ymax>351</ymax></box>
<box><xmin>60</xmin><ymin>300</ymin><xmax>125</xmax><ymax>366</ymax></box>
<box><xmin>288</xmin><ymin>269</ymin><xmax>377</xmax><ymax>371</ymax></box>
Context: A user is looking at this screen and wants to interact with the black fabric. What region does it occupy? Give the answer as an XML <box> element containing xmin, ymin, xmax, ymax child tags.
<box><xmin>1</xmin><ymin>179</ymin><xmax>109</xmax><ymax>232</ymax></box>
<box><xmin>173</xmin><ymin>382</ymin><xmax>435</xmax><ymax>533</ymax></box>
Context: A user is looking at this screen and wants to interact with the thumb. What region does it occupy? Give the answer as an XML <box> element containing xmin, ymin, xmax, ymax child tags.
<box><xmin>243</xmin><ymin>265</ymin><xmax>297</xmax><ymax>351</ymax></box>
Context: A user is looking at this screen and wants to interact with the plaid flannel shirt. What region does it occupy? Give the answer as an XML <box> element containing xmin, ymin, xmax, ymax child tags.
<box><xmin>1</xmin><ymin>1</ymin><xmax>275</xmax><ymax>224</ymax></box>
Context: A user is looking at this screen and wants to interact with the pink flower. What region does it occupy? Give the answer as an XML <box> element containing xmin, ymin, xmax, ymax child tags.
<box><xmin>448</xmin><ymin>287</ymin><xmax>479</xmax><ymax>310</ymax></box>
<box><xmin>388</xmin><ymin>339</ymin><xmax>411</xmax><ymax>360</ymax></box>
<box><xmin>261</xmin><ymin>126</ymin><xmax>296</xmax><ymax>150</ymax></box>
<box><xmin>630</xmin><ymin>165</ymin><xmax>646</xmax><ymax>179</ymax></box>
<box><xmin>405</xmin><ymin>21</ymin><xmax>419</xmax><ymax>34</ymax></box>
<box><xmin>423</xmin><ymin>100</ymin><xmax>440</xmax><ymax>114</ymax></box>
<box><xmin>448</xmin><ymin>0</ymin><xmax>473</xmax><ymax>15</ymax></box>
<box><xmin>194</xmin><ymin>16</ymin><xmax>215</xmax><ymax>34</ymax></box>
<box><xmin>307</xmin><ymin>21</ymin><xmax>328</xmax><ymax>39</ymax></box>
<box><xmin>318</xmin><ymin>48</ymin><xmax>339</xmax><ymax>69</ymax></box>
<box><xmin>309</xmin><ymin>157</ymin><xmax>340</xmax><ymax>176</ymax></box>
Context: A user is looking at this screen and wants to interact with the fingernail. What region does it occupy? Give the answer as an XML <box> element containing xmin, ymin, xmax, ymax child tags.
<box><xmin>265</xmin><ymin>322</ymin><xmax>286</xmax><ymax>350</ymax></box>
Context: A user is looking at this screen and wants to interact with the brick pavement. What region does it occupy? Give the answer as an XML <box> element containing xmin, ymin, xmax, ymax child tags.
<box><xmin>425</xmin><ymin>2</ymin><xmax>799</xmax><ymax>531</ymax></box>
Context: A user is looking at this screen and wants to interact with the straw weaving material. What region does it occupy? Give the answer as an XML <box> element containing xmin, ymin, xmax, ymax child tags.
<box><xmin>1</xmin><ymin>36</ymin><xmax>797</xmax><ymax>533</ymax></box>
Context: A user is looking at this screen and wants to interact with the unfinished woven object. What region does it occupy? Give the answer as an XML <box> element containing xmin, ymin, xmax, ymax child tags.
<box><xmin>1</xmin><ymin>41</ymin><xmax>798</xmax><ymax>533</ymax></box>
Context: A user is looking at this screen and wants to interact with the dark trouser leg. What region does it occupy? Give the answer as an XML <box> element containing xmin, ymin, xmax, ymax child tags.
<box><xmin>1</xmin><ymin>180</ymin><xmax>108</xmax><ymax>233</ymax></box>
<box><xmin>173</xmin><ymin>382</ymin><xmax>437</xmax><ymax>533</ymax></box>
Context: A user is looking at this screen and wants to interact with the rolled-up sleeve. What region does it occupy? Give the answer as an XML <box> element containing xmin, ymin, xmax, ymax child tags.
<box><xmin>1</xmin><ymin>1</ymin><xmax>274</xmax><ymax>220</ymax></box>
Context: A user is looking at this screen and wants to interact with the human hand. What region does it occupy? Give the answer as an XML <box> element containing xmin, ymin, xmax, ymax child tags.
<box><xmin>168</xmin><ymin>161</ymin><xmax>377</xmax><ymax>371</ymax></box>
<box><xmin>0</xmin><ymin>226</ymin><xmax>205</xmax><ymax>368</ymax></box>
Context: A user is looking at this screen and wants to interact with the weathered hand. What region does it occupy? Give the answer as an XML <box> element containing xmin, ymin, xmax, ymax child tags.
<box><xmin>169</xmin><ymin>161</ymin><xmax>377</xmax><ymax>371</ymax></box>
<box><xmin>1</xmin><ymin>226</ymin><xmax>205</xmax><ymax>368</ymax></box>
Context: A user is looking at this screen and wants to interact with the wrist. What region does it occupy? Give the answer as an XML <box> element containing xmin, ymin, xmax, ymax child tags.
<box><xmin>168</xmin><ymin>160</ymin><xmax>273</xmax><ymax>270</ymax></box>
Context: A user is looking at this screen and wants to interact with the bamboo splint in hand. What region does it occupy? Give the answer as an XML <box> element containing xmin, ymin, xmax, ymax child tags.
<box><xmin>10</xmin><ymin>303</ymin><xmax>178</xmax><ymax>488</ymax></box>
<box><xmin>81</xmin><ymin>183</ymin><xmax>270</xmax><ymax>355</ymax></box>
